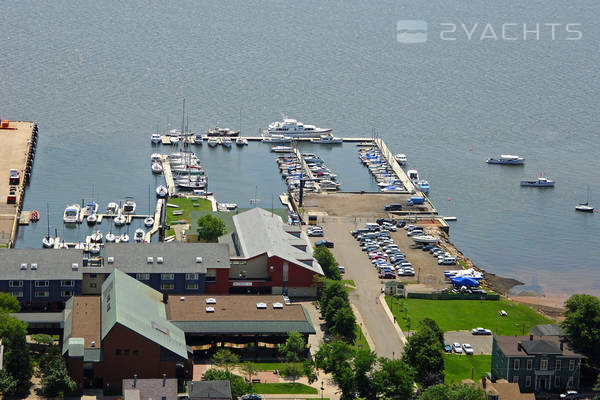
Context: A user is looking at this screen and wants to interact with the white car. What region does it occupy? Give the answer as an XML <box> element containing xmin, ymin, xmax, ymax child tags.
<box><xmin>462</xmin><ymin>343</ymin><xmax>474</xmax><ymax>355</ymax></box>
<box><xmin>472</xmin><ymin>327</ymin><xmax>492</xmax><ymax>335</ymax></box>
<box><xmin>452</xmin><ymin>342</ymin><xmax>462</xmax><ymax>353</ymax></box>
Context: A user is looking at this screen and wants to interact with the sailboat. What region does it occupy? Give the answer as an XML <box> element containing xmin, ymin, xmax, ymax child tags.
<box><xmin>576</xmin><ymin>186</ymin><xmax>594</xmax><ymax>213</ymax></box>
<box><xmin>145</xmin><ymin>185</ymin><xmax>154</xmax><ymax>227</ymax></box>
<box><xmin>105</xmin><ymin>216</ymin><xmax>116</xmax><ymax>243</ymax></box>
<box><xmin>42</xmin><ymin>203</ymin><xmax>55</xmax><ymax>248</ymax></box>
<box><xmin>120</xmin><ymin>225</ymin><xmax>130</xmax><ymax>243</ymax></box>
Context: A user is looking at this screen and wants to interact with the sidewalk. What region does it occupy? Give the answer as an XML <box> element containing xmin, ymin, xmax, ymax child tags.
<box><xmin>350</xmin><ymin>304</ymin><xmax>376</xmax><ymax>350</ymax></box>
<box><xmin>379</xmin><ymin>293</ymin><xmax>408</xmax><ymax>346</ymax></box>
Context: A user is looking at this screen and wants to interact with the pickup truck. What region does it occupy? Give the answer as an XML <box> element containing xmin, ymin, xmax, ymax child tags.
<box><xmin>407</xmin><ymin>197</ymin><xmax>425</xmax><ymax>206</ymax></box>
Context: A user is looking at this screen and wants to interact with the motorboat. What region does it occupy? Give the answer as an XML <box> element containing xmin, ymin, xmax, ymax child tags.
<box><xmin>236</xmin><ymin>137</ymin><xmax>248</xmax><ymax>146</ymax></box>
<box><xmin>89</xmin><ymin>243</ymin><xmax>101</xmax><ymax>254</ymax></box>
<box><xmin>105</xmin><ymin>232</ymin><xmax>116</xmax><ymax>242</ymax></box>
<box><xmin>217</xmin><ymin>203</ymin><xmax>238</xmax><ymax>211</ymax></box>
<box><xmin>151</xmin><ymin>133</ymin><xmax>161</xmax><ymax>144</ymax></box>
<box><xmin>169</xmin><ymin>135</ymin><xmax>179</xmax><ymax>145</ymax></box>
<box><xmin>134</xmin><ymin>228</ymin><xmax>145</xmax><ymax>243</ymax></box>
<box><xmin>193</xmin><ymin>189</ymin><xmax>213</xmax><ymax>196</ymax></box>
<box><xmin>122</xmin><ymin>199</ymin><xmax>136</xmax><ymax>214</ymax></box>
<box><xmin>177</xmin><ymin>180</ymin><xmax>207</xmax><ymax>190</ymax></box>
<box><xmin>319</xmin><ymin>180</ymin><xmax>341</xmax><ymax>191</ymax></box>
<box><xmin>120</xmin><ymin>232</ymin><xmax>130</xmax><ymax>242</ymax></box>
<box><xmin>106</xmin><ymin>202</ymin><xmax>119</xmax><ymax>215</ymax></box>
<box><xmin>266</xmin><ymin>118</ymin><xmax>332</xmax><ymax>138</ymax></box>
<box><xmin>411</xmin><ymin>235</ymin><xmax>440</xmax><ymax>244</ymax></box>
<box><xmin>114</xmin><ymin>213</ymin><xmax>126</xmax><ymax>226</ymax></box>
<box><xmin>194</xmin><ymin>134</ymin><xmax>204</xmax><ymax>144</ymax></box>
<box><xmin>271</xmin><ymin>146</ymin><xmax>294</xmax><ymax>153</ymax></box>
<box><xmin>486</xmin><ymin>154</ymin><xmax>525</xmax><ymax>165</ymax></box>
<box><xmin>407</xmin><ymin>169</ymin><xmax>419</xmax><ymax>180</ymax></box>
<box><xmin>151</xmin><ymin>162</ymin><xmax>163</xmax><ymax>174</ymax></box>
<box><xmin>86</xmin><ymin>213</ymin><xmax>97</xmax><ymax>225</ymax></box>
<box><xmin>381</xmin><ymin>185</ymin><xmax>403</xmax><ymax>192</ymax></box>
<box><xmin>414</xmin><ymin>179</ymin><xmax>430</xmax><ymax>194</ymax></box>
<box><xmin>144</xmin><ymin>216</ymin><xmax>154</xmax><ymax>227</ymax></box>
<box><xmin>156</xmin><ymin>185</ymin><xmax>168</xmax><ymax>197</ymax></box>
<box><xmin>151</xmin><ymin>153</ymin><xmax>162</xmax><ymax>162</ymax></box>
<box><xmin>90</xmin><ymin>230</ymin><xmax>103</xmax><ymax>243</ymax></box>
<box><xmin>83</xmin><ymin>202</ymin><xmax>99</xmax><ymax>217</ymax></box>
<box><xmin>206</xmin><ymin>126</ymin><xmax>240</xmax><ymax>137</ymax></box>
<box><xmin>63</xmin><ymin>204</ymin><xmax>81</xmax><ymax>224</ymax></box>
<box><xmin>207</xmin><ymin>137</ymin><xmax>219</xmax><ymax>147</ymax></box>
<box><xmin>221</xmin><ymin>137</ymin><xmax>232</xmax><ymax>148</ymax></box>
<box><xmin>42</xmin><ymin>235</ymin><xmax>55</xmax><ymax>248</ymax></box>
<box><xmin>262</xmin><ymin>134</ymin><xmax>293</xmax><ymax>143</ymax></box>
<box><xmin>520</xmin><ymin>176</ymin><xmax>555</xmax><ymax>187</ymax></box>
<box><xmin>394</xmin><ymin>153</ymin><xmax>408</xmax><ymax>165</ymax></box>
<box><xmin>312</xmin><ymin>134</ymin><xmax>343</xmax><ymax>144</ymax></box>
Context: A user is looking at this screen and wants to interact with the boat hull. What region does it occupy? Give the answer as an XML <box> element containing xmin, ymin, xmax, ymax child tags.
<box><xmin>520</xmin><ymin>181</ymin><xmax>555</xmax><ymax>187</ymax></box>
<box><xmin>486</xmin><ymin>159</ymin><xmax>525</xmax><ymax>165</ymax></box>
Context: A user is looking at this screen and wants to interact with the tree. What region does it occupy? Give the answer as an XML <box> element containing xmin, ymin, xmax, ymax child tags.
<box><xmin>314</xmin><ymin>246</ymin><xmax>341</xmax><ymax>280</ymax></box>
<box><xmin>353</xmin><ymin>349</ymin><xmax>377</xmax><ymax>399</ymax></box>
<box><xmin>0</xmin><ymin>370</ymin><xmax>16</xmax><ymax>397</ymax></box>
<box><xmin>240</xmin><ymin>362</ymin><xmax>259</xmax><ymax>384</ymax></box>
<box><xmin>40</xmin><ymin>358</ymin><xmax>76</xmax><ymax>397</ymax></box>
<box><xmin>333</xmin><ymin>363</ymin><xmax>356</xmax><ymax>400</ymax></box>
<box><xmin>280</xmin><ymin>331</ymin><xmax>306</xmax><ymax>362</ymax></box>
<box><xmin>0</xmin><ymin>293</ymin><xmax>20</xmax><ymax>313</ymax></box>
<box><xmin>418</xmin><ymin>383</ymin><xmax>485</xmax><ymax>400</ymax></box>
<box><xmin>592</xmin><ymin>373</ymin><xmax>600</xmax><ymax>400</ymax></box>
<box><xmin>0</xmin><ymin>313</ymin><xmax>32</xmax><ymax>396</ymax></box>
<box><xmin>331</xmin><ymin>305</ymin><xmax>356</xmax><ymax>343</ymax></box>
<box><xmin>196</xmin><ymin>214</ymin><xmax>226</xmax><ymax>242</ymax></box>
<box><xmin>315</xmin><ymin>341</ymin><xmax>355</xmax><ymax>373</ymax></box>
<box><xmin>372</xmin><ymin>358</ymin><xmax>414</xmax><ymax>400</ymax></box>
<box><xmin>403</xmin><ymin>326</ymin><xmax>444</xmax><ymax>387</ymax></box>
<box><xmin>561</xmin><ymin>294</ymin><xmax>600</xmax><ymax>366</ymax></box>
<box><xmin>212</xmin><ymin>349</ymin><xmax>240</xmax><ymax>372</ymax></box>
<box><xmin>320</xmin><ymin>280</ymin><xmax>348</xmax><ymax>311</ymax></box>
<box><xmin>203</xmin><ymin>369</ymin><xmax>251</xmax><ymax>398</ymax></box>
<box><xmin>420</xmin><ymin>318</ymin><xmax>444</xmax><ymax>347</ymax></box>
<box><xmin>324</xmin><ymin>296</ymin><xmax>349</xmax><ymax>323</ymax></box>
<box><xmin>280</xmin><ymin>362</ymin><xmax>303</xmax><ymax>384</ymax></box>
<box><xmin>302</xmin><ymin>358</ymin><xmax>318</xmax><ymax>384</ymax></box>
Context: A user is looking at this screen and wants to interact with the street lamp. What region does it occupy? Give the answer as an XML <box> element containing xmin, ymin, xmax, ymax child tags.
<box><xmin>392</xmin><ymin>351</ymin><xmax>395</xmax><ymax>360</ymax></box>
<box><xmin>320</xmin><ymin>381</ymin><xmax>324</xmax><ymax>400</ymax></box>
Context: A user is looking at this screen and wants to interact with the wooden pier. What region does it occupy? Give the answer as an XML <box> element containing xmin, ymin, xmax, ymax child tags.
<box><xmin>160</xmin><ymin>155</ymin><xmax>176</xmax><ymax>196</ymax></box>
<box><xmin>154</xmin><ymin>135</ymin><xmax>374</xmax><ymax>144</ymax></box>
<box><xmin>145</xmin><ymin>198</ymin><xmax>164</xmax><ymax>242</ymax></box>
<box><xmin>292</xmin><ymin>148</ymin><xmax>321</xmax><ymax>192</ymax></box>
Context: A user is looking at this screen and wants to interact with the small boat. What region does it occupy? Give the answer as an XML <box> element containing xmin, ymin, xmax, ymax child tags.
<box><xmin>42</xmin><ymin>235</ymin><xmax>55</xmax><ymax>248</ymax></box>
<box><xmin>394</xmin><ymin>153</ymin><xmax>408</xmax><ymax>165</ymax></box>
<box><xmin>89</xmin><ymin>243</ymin><xmax>101</xmax><ymax>254</ymax></box>
<box><xmin>312</xmin><ymin>134</ymin><xmax>343</xmax><ymax>144</ymax></box>
<box><xmin>172</xmin><ymin>210</ymin><xmax>184</xmax><ymax>216</ymax></box>
<box><xmin>414</xmin><ymin>179</ymin><xmax>430</xmax><ymax>194</ymax></box>
<box><xmin>207</xmin><ymin>137</ymin><xmax>219</xmax><ymax>147</ymax></box>
<box><xmin>151</xmin><ymin>162</ymin><xmax>163</xmax><ymax>174</ymax></box>
<box><xmin>106</xmin><ymin>202</ymin><xmax>119</xmax><ymax>215</ymax></box>
<box><xmin>151</xmin><ymin>153</ymin><xmax>162</xmax><ymax>162</ymax></box>
<box><xmin>87</xmin><ymin>213</ymin><xmax>98</xmax><ymax>225</ymax></box>
<box><xmin>63</xmin><ymin>204</ymin><xmax>80</xmax><ymax>224</ymax></box>
<box><xmin>271</xmin><ymin>146</ymin><xmax>294</xmax><ymax>153</ymax></box>
<box><xmin>520</xmin><ymin>176</ymin><xmax>555</xmax><ymax>187</ymax></box>
<box><xmin>221</xmin><ymin>137</ymin><xmax>232</xmax><ymax>148</ymax></box>
<box><xmin>90</xmin><ymin>230</ymin><xmax>103</xmax><ymax>243</ymax></box>
<box><xmin>177</xmin><ymin>181</ymin><xmax>206</xmax><ymax>190</ymax></box>
<box><xmin>381</xmin><ymin>185</ymin><xmax>403</xmax><ymax>192</ymax></box>
<box><xmin>262</xmin><ymin>134</ymin><xmax>292</xmax><ymax>143</ymax></box>
<box><xmin>576</xmin><ymin>186</ymin><xmax>594</xmax><ymax>213</ymax></box>
<box><xmin>105</xmin><ymin>232</ymin><xmax>116</xmax><ymax>242</ymax></box>
<box><xmin>151</xmin><ymin>133</ymin><xmax>161</xmax><ymax>144</ymax></box>
<box><xmin>134</xmin><ymin>228</ymin><xmax>145</xmax><ymax>243</ymax></box>
<box><xmin>412</xmin><ymin>235</ymin><xmax>440</xmax><ymax>244</ymax></box>
<box><xmin>194</xmin><ymin>134</ymin><xmax>204</xmax><ymax>144</ymax></box>
<box><xmin>30</xmin><ymin>210</ymin><xmax>40</xmax><ymax>222</ymax></box>
<box><xmin>84</xmin><ymin>202</ymin><xmax>99</xmax><ymax>217</ymax></box>
<box><xmin>144</xmin><ymin>216</ymin><xmax>154</xmax><ymax>227</ymax></box>
<box><xmin>156</xmin><ymin>185</ymin><xmax>168</xmax><ymax>198</ymax></box>
<box><xmin>120</xmin><ymin>232</ymin><xmax>130</xmax><ymax>242</ymax></box>
<box><xmin>169</xmin><ymin>135</ymin><xmax>179</xmax><ymax>145</ymax></box>
<box><xmin>206</xmin><ymin>126</ymin><xmax>240</xmax><ymax>137</ymax></box>
<box><xmin>236</xmin><ymin>137</ymin><xmax>248</xmax><ymax>146</ymax></box>
<box><xmin>122</xmin><ymin>198</ymin><xmax>136</xmax><ymax>214</ymax></box>
<box><xmin>114</xmin><ymin>214</ymin><xmax>126</xmax><ymax>226</ymax></box>
<box><xmin>407</xmin><ymin>169</ymin><xmax>419</xmax><ymax>180</ymax></box>
<box><xmin>486</xmin><ymin>154</ymin><xmax>525</xmax><ymax>165</ymax></box>
<box><xmin>193</xmin><ymin>189</ymin><xmax>213</xmax><ymax>196</ymax></box>
<box><xmin>266</xmin><ymin>118</ymin><xmax>332</xmax><ymax>137</ymax></box>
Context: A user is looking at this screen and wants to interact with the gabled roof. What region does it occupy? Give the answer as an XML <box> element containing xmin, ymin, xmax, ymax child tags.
<box><xmin>189</xmin><ymin>380</ymin><xmax>232</xmax><ymax>400</ymax></box>
<box><xmin>229</xmin><ymin>208</ymin><xmax>323</xmax><ymax>275</ymax></box>
<box><xmin>520</xmin><ymin>339</ymin><xmax>561</xmax><ymax>355</ymax></box>
<box><xmin>0</xmin><ymin>248</ymin><xmax>83</xmax><ymax>279</ymax></box>
<box><xmin>101</xmin><ymin>269</ymin><xmax>188</xmax><ymax>360</ymax></box>
<box><xmin>530</xmin><ymin>324</ymin><xmax>563</xmax><ymax>337</ymax></box>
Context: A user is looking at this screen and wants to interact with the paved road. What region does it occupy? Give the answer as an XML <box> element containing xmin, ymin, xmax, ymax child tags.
<box><xmin>319</xmin><ymin>221</ymin><xmax>405</xmax><ymax>359</ymax></box>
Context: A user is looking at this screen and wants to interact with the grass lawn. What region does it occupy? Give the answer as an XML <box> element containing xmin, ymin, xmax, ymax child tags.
<box><xmin>354</xmin><ymin>324</ymin><xmax>370</xmax><ymax>351</ymax></box>
<box><xmin>252</xmin><ymin>383</ymin><xmax>318</xmax><ymax>394</ymax></box>
<box><xmin>444</xmin><ymin>354</ymin><xmax>491</xmax><ymax>384</ymax></box>
<box><xmin>252</xmin><ymin>362</ymin><xmax>288</xmax><ymax>371</ymax></box>
<box><xmin>165</xmin><ymin>197</ymin><xmax>212</xmax><ymax>237</ymax></box>
<box><xmin>386</xmin><ymin>297</ymin><xmax>553</xmax><ymax>335</ymax></box>
<box><xmin>342</xmin><ymin>279</ymin><xmax>356</xmax><ymax>288</ymax></box>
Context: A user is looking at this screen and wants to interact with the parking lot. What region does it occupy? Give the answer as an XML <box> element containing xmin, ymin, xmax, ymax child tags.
<box><xmin>444</xmin><ymin>330</ymin><xmax>493</xmax><ymax>355</ymax></box>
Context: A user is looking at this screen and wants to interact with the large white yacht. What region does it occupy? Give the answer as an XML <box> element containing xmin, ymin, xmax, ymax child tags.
<box><xmin>265</xmin><ymin>118</ymin><xmax>332</xmax><ymax>138</ymax></box>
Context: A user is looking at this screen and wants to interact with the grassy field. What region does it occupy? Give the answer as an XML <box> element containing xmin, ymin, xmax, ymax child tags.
<box><xmin>354</xmin><ymin>324</ymin><xmax>370</xmax><ymax>351</ymax></box>
<box><xmin>164</xmin><ymin>197</ymin><xmax>212</xmax><ymax>237</ymax></box>
<box><xmin>252</xmin><ymin>383</ymin><xmax>318</xmax><ymax>394</ymax></box>
<box><xmin>386</xmin><ymin>297</ymin><xmax>553</xmax><ymax>335</ymax></box>
<box><xmin>252</xmin><ymin>362</ymin><xmax>288</xmax><ymax>371</ymax></box>
<box><xmin>444</xmin><ymin>354</ymin><xmax>491</xmax><ymax>384</ymax></box>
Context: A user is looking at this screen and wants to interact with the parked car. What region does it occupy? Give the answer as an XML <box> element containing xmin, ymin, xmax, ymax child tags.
<box><xmin>407</xmin><ymin>229</ymin><xmax>424</xmax><ymax>237</ymax></box>
<box><xmin>422</xmin><ymin>245</ymin><xmax>434</xmax><ymax>251</ymax></box>
<box><xmin>384</xmin><ymin>203</ymin><xmax>403</xmax><ymax>211</ymax></box>
<box><xmin>315</xmin><ymin>240</ymin><xmax>334</xmax><ymax>248</ymax></box>
<box><xmin>396</xmin><ymin>220</ymin><xmax>406</xmax><ymax>228</ymax></box>
<box><xmin>560</xmin><ymin>391</ymin><xmax>583</xmax><ymax>399</ymax></box>
<box><xmin>376</xmin><ymin>217</ymin><xmax>396</xmax><ymax>225</ymax></box>
<box><xmin>462</xmin><ymin>343</ymin><xmax>474</xmax><ymax>355</ymax></box>
<box><xmin>282</xmin><ymin>296</ymin><xmax>291</xmax><ymax>305</ymax></box>
<box><xmin>308</xmin><ymin>229</ymin><xmax>324</xmax><ymax>237</ymax></box>
<box><xmin>444</xmin><ymin>343</ymin><xmax>452</xmax><ymax>353</ymax></box>
<box><xmin>378</xmin><ymin>272</ymin><xmax>396</xmax><ymax>279</ymax></box>
<box><xmin>452</xmin><ymin>343</ymin><xmax>463</xmax><ymax>353</ymax></box>
<box><xmin>338</xmin><ymin>265</ymin><xmax>345</xmax><ymax>274</ymax></box>
<box><xmin>472</xmin><ymin>327</ymin><xmax>492</xmax><ymax>335</ymax></box>
<box><xmin>242</xmin><ymin>395</ymin><xmax>263</xmax><ymax>400</ymax></box>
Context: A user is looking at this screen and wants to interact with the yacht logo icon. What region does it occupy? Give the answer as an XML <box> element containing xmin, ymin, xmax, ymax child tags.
<box><xmin>397</xmin><ymin>20</ymin><xmax>428</xmax><ymax>43</ymax></box>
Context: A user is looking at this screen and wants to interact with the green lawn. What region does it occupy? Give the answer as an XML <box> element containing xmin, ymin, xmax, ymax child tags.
<box><xmin>354</xmin><ymin>324</ymin><xmax>370</xmax><ymax>351</ymax></box>
<box><xmin>386</xmin><ymin>297</ymin><xmax>553</xmax><ymax>335</ymax></box>
<box><xmin>165</xmin><ymin>197</ymin><xmax>212</xmax><ymax>237</ymax></box>
<box><xmin>252</xmin><ymin>362</ymin><xmax>288</xmax><ymax>371</ymax></box>
<box><xmin>342</xmin><ymin>279</ymin><xmax>356</xmax><ymax>288</ymax></box>
<box><xmin>252</xmin><ymin>383</ymin><xmax>318</xmax><ymax>394</ymax></box>
<box><xmin>444</xmin><ymin>354</ymin><xmax>491</xmax><ymax>384</ymax></box>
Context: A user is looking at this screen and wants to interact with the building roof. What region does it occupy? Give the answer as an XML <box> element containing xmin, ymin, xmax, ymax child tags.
<box><xmin>101</xmin><ymin>269</ymin><xmax>188</xmax><ymax>359</ymax></box>
<box><xmin>530</xmin><ymin>324</ymin><xmax>563</xmax><ymax>337</ymax></box>
<box><xmin>0</xmin><ymin>248</ymin><xmax>83</xmax><ymax>279</ymax></box>
<box><xmin>229</xmin><ymin>208</ymin><xmax>323</xmax><ymax>275</ymax></box>
<box><xmin>166</xmin><ymin>295</ymin><xmax>315</xmax><ymax>335</ymax></box>
<box><xmin>464</xmin><ymin>378</ymin><xmax>535</xmax><ymax>400</ymax></box>
<box><xmin>494</xmin><ymin>335</ymin><xmax>584</xmax><ymax>358</ymax></box>
<box><xmin>189</xmin><ymin>380</ymin><xmax>232</xmax><ymax>400</ymax></box>
<box><xmin>122</xmin><ymin>378</ymin><xmax>178</xmax><ymax>400</ymax></box>
<box><xmin>66</xmin><ymin>296</ymin><xmax>101</xmax><ymax>350</ymax></box>
<box><xmin>103</xmin><ymin>242</ymin><xmax>230</xmax><ymax>273</ymax></box>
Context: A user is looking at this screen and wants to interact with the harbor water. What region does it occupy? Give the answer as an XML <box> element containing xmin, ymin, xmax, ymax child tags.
<box><xmin>1</xmin><ymin>0</ymin><xmax>599</xmax><ymax>297</ymax></box>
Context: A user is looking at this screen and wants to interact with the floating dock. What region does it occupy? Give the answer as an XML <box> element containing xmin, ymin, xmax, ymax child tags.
<box><xmin>154</xmin><ymin>135</ymin><xmax>375</xmax><ymax>144</ymax></box>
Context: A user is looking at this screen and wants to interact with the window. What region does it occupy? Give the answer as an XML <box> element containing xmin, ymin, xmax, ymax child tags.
<box><xmin>525</xmin><ymin>375</ymin><xmax>531</xmax><ymax>387</ymax></box>
<box><xmin>162</xmin><ymin>397</ymin><xmax>167</xmax><ymax>400</ymax></box>
<box><xmin>61</xmin><ymin>290</ymin><xmax>74</xmax><ymax>297</ymax></box>
<box><xmin>186</xmin><ymin>283</ymin><xmax>199</xmax><ymax>290</ymax></box>
<box><xmin>9</xmin><ymin>280</ymin><xmax>23</xmax><ymax>287</ymax></box>
<box><xmin>161</xmin><ymin>283</ymin><xmax>174</xmax><ymax>290</ymax></box>
<box><xmin>512</xmin><ymin>376</ymin><xmax>519</xmax><ymax>384</ymax></box>
<box><xmin>161</xmin><ymin>273</ymin><xmax>174</xmax><ymax>280</ymax></box>
<box><xmin>567</xmin><ymin>376</ymin><xmax>574</xmax><ymax>387</ymax></box>
<box><xmin>513</xmin><ymin>359</ymin><xmax>520</xmax><ymax>370</ymax></box>
<box><xmin>11</xmin><ymin>291</ymin><xmax>23</xmax><ymax>298</ymax></box>
<box><xmin>185</xmin><ymin>273</ymin><xmax>199</xmax><ymax>280</ymax></box>
<box><xmin>61</xmin><ymin>280</ymin><xmax>74</xmax><ymax>287</ymax></box>
<box><xmin>526</xmin><ymin>359</ymin><xmax>533</xmax><ymax>370</ymax></box>
<box><xmin>89</xmin><ymin>283</ymin><xmax>97</xmax><ymax>288</ymax></box>
<box><xmin>569</xmin><ymin>360</ymin><xmax>575</xmax><ymax>371</ymax></box>
<box><xmin>206</xmin><ymin>269</ymin><xmax>216</xmax><ymax>282</ymax></box>
<box><xmin>555</xmin><ymin>360</ymin><xmax>561</xmax><ymax>370</ymax></box>
<box><xmin>132</xmin><ymin>350</ymin><xmax>139</xmax><ymax>356</ymax></box>
<box><xmin>540</xmin><ymin>359</ymin><xmax>548</xmax><ymax>370</ymax></box>
<box><xmin>35</xmin><ymin>280</ymin><xmax>49</xmax><ymax>287</ymax></box>
<box><xmin>35</xmin><ymin>290</ymin><xmax>49</xmax><ymax>297</ymax></box>
<box><xmin>89</xmin><ymin>273</ymin><xmax>97</xmax><ymax>278</ymax></box>
<box><xmin>555</xmin><ymin>375</ymin><xmax>561</xmax><ymax>386</ymax></box>
<box><xmin>123</xmin><ymin>349</ymin><xmax>130</xmax><ymax>356</ymax></box>
<box><xmin>136</xmin><ymin>273</ymin><xmax>150</xmax><ymax>280</ymax></box>
<box><xmin>115</xmin><ymin>349</ymin><xmax>121</xmax><ymax>356</ymax></box>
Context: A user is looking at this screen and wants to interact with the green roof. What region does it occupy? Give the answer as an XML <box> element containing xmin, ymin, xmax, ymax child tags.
<box><xmin>172</xmin><ymin>320</ymin><xmax>315</xmax><ymax>335</ymax></box>
<box><xmin>101</xmin><ymin>269</ymin><xmax>188</xmax><ymax>360</ymax></box>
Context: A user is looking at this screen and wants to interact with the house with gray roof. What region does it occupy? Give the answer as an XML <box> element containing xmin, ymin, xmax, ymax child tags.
<box><xmin>188</xmin><ymin>380</ymin><xmax>232</xmax><ymax>400</ymax></box>
<box><xmin>123</xmin><ymin>378</ymin><xmax>178</xmax><ymax>400</ymax></box>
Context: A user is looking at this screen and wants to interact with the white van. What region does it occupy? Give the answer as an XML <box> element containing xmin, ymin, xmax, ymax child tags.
<box><xmin>338</xmin><ymin>265</ymin><xmax>346</xmax><ymax>274</ymax></box>
<box><xmin>366</xmin><ymin>223</ymin><xmax>380</xmax><ymax>231</ymax></box>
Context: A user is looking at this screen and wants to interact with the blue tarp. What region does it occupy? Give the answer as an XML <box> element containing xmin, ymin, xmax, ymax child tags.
<box><xmin>451</xmin><ymin>276</ymin><xmax>480</xmax><ymax>287</ymax></box>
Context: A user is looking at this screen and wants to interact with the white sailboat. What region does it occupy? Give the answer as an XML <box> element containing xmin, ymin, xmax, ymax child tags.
<box><xmin>576</xmin><ymin>186</ymin><xmax>594</xmax><ymax>213</ymax></box>
<box><xmin>42</xmin><ymin>203</ymin><xmax>55</xmax><ymax>248</ymax></box>
<box><xmin>156</xmin><ymin>185</ymin><xmax>168</xmax><ymax>198</ymax></box>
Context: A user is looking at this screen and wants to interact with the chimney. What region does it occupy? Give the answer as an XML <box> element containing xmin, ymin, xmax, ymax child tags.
<box><xmin>163</xmin><ymin>291</ymin><xmax>168</xmax><ymax>304</ymax></box>
<box><xmin>133</xmin><ymin>374</ymin><xmax>137</xmax><ymax>388</ymax></box>
<box><xmin>530</xmin><ymin>334</ymin><xmax>533</xmax><ymax>341</ymax></box>
<box><xmin>517</xmin><ymin>343</ymin><xmax>522</xmax><ymax>352</ymax></box>
<box><xmin>560</xmin><ymin>341</ymin><xmax>564</xmax><ymax>351</ymax></box>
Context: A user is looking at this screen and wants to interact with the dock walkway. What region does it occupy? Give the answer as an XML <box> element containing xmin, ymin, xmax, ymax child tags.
<box><xmin>292</xmin><ymin>148</ymin><xmax>321</xmax><ymax>192</ymax></box>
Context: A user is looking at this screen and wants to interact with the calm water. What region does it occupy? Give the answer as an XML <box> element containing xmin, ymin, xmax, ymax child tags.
<box><xmin>1</xmin><ymin>1</ymin><xmax>599</xmax><ymax>297</ymax></box>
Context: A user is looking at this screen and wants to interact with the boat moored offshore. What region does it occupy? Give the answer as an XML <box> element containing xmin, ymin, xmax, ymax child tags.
<box><xmin>520</xmin><ymin>176</ymin><xmax>555</xmax><ymax>187</ymax></box>
<box><xmin>394</xmin><ymin>153</ymin><xmax>408</xmax><ymax>165</ymax></box>
<box><xmin>63</xmin><ymin>204</ymin><xmax>81</xmax><ymax>224</ymax></box>
<box><xmin>486</xmin><ymin>154</ymin><xmax>525</xmax><ymax>165</ymax></box>
<box><xmin>265</xmin><ymin>118</ymin><xmax>332</xmax><ymax>138</ymax></box>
